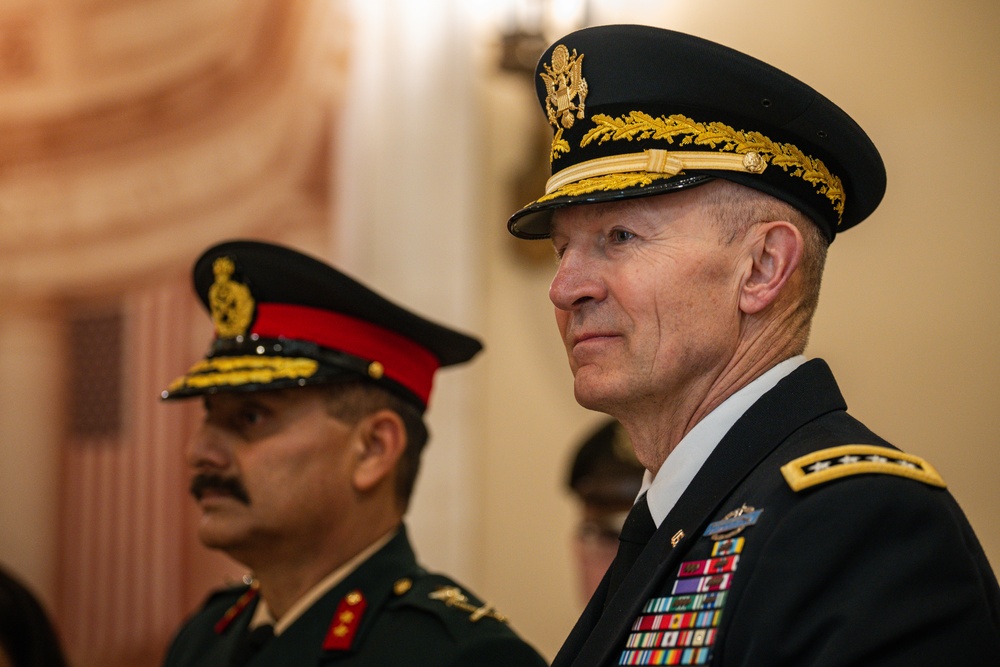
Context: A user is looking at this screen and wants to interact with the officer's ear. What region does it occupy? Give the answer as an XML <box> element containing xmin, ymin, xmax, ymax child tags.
<box><xmin>351</xmin><ymin>409</ymin><xmax>407</xmax><ymax>493</ymax></box>
<box><xmin>738</xmin><ymin>219</ymin><xmax>803</xmax><ymax>315</ymax></box>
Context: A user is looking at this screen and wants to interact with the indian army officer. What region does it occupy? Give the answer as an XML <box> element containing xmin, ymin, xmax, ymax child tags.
<box><xmin>160</xmin><ymin>240</ymin><xmax>547</xmax><ymax>666</ymax></box>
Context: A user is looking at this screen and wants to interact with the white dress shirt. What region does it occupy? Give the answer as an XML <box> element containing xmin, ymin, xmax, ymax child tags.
<box><xmin>640</xmin><ymin>356</ymin><xmax>806</xmax><ymax>527</ymax></box>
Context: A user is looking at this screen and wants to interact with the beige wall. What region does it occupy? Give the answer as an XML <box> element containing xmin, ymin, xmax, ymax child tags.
<box><xmin>476</xmin><ymin>1</ymin><xmax>1000</xmax><ymax>658</ymax></box>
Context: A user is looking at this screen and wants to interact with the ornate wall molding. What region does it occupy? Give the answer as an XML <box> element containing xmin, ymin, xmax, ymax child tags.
<box><xmin>0</xmin><ymin>0</ymin><xmax>348</xmax><ymax>299</ymax></box>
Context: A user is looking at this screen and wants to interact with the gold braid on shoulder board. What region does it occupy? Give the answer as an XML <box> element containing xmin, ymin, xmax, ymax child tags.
<box><xmin>781</xmin><ymin>445</ymin><xmax>945</xmax><ymax>492</ymax></box>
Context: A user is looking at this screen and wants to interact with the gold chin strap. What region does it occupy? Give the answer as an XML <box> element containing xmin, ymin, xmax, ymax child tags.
<box><xmin>545</xmin><ymin>148</ymin><xmax>767</xmax><ymax>195</ymax></box>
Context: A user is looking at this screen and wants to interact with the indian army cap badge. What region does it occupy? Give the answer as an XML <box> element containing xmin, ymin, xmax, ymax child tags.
<box><xmin>161</xmin><ymin>239</ymin><xmax>483</xmax><ymax>412</ymax></box>
<box><xmin>508</xmin><ymin>25</ymin><xmax>887</xmax><ymax>243</ymax></box>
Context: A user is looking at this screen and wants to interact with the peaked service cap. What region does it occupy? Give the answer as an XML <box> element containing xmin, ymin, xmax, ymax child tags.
<box><xmin>161</xmin><ymin>240</ymin><xmax>482</xmax><ymax>411</ymax></box>
<box><xmin>507</xmin><ymin>25</ymin><xmax>886</xmax><ymax>242</ymax></box>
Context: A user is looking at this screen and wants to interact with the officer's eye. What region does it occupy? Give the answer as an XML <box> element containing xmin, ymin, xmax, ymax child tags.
<box><xmin>236</xmin><ymin>404</ymin><xmax>268</xmax><ymax>429</ymax></box>
<box><xmin>242</xmin><ymin>410</ymin><xmax>262</xmax><ymax>424</ymax></box>
<box><xmin>609</xmin><ymin>228</ymin><xmax>636</xmax><ymax>244</ymax></box>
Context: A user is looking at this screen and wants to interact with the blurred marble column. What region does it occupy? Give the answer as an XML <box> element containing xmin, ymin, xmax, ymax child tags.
<box><xmin>332</xmin><ymin>0</ymin><xmax>485</xmax><ymax>583</ymax></box>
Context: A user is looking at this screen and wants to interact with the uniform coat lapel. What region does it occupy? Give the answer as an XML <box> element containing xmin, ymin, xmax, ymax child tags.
<box><xmin>555</xmin><ymin>360</ymin><xmax>846</xmax><ymax>667</ymax></box>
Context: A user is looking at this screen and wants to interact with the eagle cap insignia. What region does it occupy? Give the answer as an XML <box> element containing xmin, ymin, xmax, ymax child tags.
<box><xmin>540</xmin><ymin>44</ymin><xmax>588</xmax><ymax>161</ymax></box>
<box><xmin>208</xmin><ymin>256</ymin><xmax>255</xmax><ymax>339</ymax></box>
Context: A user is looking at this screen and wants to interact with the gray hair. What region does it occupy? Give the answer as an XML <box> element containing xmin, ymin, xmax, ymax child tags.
<box><xmin>701</xmin><ymin>179</ymin><xmax>830</xmax><ymax>352</ymax></box>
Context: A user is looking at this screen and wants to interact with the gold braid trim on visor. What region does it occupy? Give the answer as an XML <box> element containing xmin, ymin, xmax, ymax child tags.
<box><xmin>167</xmin><ymin>356</ymin><xmax>319</xmax><ymax>392</ymax></box>
<box><xmin>543</xmin><ymin>148</ymin><xmax>766</xmax><ymax>197</ymax></box>
<box><xmin>540</xmin><ymin>112</ymin><xmax>845</xmax><ymax>225</ymax></box>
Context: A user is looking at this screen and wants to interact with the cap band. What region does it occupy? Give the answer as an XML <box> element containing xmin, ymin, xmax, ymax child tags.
<box><xmin>543</xmin><ymin>148</ymin><xmax>767</xmax><ymax>198</ymax></box>
<box><xmin>577</xmin><ymin>112</ymin><xmax>845</xmax><ymax>224</ymax></box>
<box><xmin>251</xmin><ymin>303</ymin><xmax>441</xmax><ymax>405</ymax></box>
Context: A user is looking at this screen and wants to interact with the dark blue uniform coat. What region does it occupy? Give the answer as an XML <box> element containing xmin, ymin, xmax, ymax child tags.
<box><xmin>554</xmin><ymin>359</ymin><xmax>1000</xmax><ymax>666</ymax></box>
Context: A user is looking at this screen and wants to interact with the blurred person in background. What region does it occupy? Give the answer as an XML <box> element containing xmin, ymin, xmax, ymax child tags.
<box><xmin>0</xmin><ymin>564</ymin><xmax>68</xmax><ymax>667</ymax></box>
<box><xmin>565</xmin><ymin>418</ymin><xmax>644</xmax><ymax>605</ymax></box>
<box><xmin>160</xmin><ymin>240</ymin><xmax>547</xmax><ymax>666</ymax></box>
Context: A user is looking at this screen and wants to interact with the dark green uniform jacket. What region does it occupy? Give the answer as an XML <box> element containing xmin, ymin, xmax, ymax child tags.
<box><xmin>163</xmin><ymin>527</ymin><xmax>547</xmax><ymax>666</ymax></box>
<box><xmin>553</xmin><ymin>359</ymin><xmax>1000</xmax><ymax>667</ymax></box>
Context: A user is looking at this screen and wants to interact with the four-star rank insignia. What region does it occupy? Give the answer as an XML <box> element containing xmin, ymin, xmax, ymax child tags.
<box><xmin>208</xmin><ymin>256</ymin><xmax>255</xmax><ymax>339</ymax></box>
<box><xmin>781</xmin><ymin>444</ymin><xmax>946</xmax><ymax>492</ymax></box>
<box><xmin>539</xmin><ymin>44</ymin><xmax>588</xmax><ymax>161</ymax></box>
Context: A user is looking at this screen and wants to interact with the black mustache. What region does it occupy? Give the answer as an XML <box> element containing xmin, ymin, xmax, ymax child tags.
<box><xmin>190</xmin><ymin>473</ymin><xmax>251</xmax><ymax>505</ymax></box>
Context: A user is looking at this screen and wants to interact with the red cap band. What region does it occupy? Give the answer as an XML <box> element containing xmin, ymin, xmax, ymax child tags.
<box><xmin>251</xmin><ymin>303</ymin><xmax>440</xmax><ymax>406</ymax></box>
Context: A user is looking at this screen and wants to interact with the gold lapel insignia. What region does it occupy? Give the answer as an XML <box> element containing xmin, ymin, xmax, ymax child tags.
<box><xmin>209</xmin><ymin>256</ymin><xmax>255</xmax><ymax>339</ymax></box>
<box><xmin>540</xmin><ymin>44</ymin><xmax>588</xmax><ymax>161</ymax></box>
<box><xmin>393</xmin><ymin>578</ymin><xmax>412</xmax><ymax>596</ymax></box>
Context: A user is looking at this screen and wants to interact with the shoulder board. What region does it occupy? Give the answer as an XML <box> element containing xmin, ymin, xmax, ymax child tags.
<box><xmin>780</xmin><ymin>444</ymin><xmax>946</xmax><ymax>492</ymax></box>
<box><xmin>391</xmin><ymin>575</ymin><xmax>508</xmax><ymax>625</ymax></box>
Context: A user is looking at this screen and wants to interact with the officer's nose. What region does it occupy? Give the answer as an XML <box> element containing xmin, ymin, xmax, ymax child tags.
<box><xmin>186</xmin><ymin>421</ymin><xmax>231</xmax><ymax>472</ymax></box>
<box><xmin>549</xmin><ymin>246</ymin><xmax>607</xmax><ymax>312</ymax></box>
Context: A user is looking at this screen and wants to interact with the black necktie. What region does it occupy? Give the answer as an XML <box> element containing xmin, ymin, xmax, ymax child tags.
<box><xmin>228</xmin><ymin>624</ymin><xmax>274</xmax><ymax>667</ymax></box>
<box><xmin>605</xmin><ymin>493</ymin><xmax>656</xmax><ymax>602</ymax></box>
